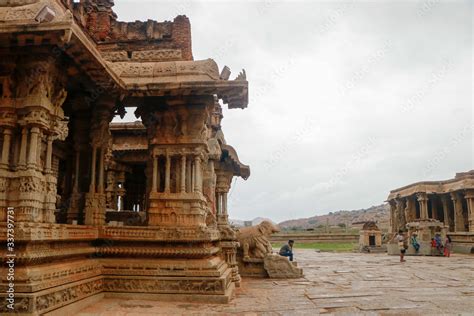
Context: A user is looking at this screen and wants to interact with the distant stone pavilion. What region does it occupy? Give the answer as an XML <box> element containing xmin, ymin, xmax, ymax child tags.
<box><xmin>387</xmin><ymin>171</ymin><xmax>474</xmax><ymax>254</ymax></box>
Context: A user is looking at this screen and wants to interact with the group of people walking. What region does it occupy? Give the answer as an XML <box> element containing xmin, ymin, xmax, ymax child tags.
<box><xmin>392</xmin><ymin>230</ymin><xmax>452</xmax><ymax>262</ymax></box>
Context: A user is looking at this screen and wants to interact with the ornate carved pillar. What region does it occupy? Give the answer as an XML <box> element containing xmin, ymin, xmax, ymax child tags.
<box><xmin>152</xmin><ymin>155</ymin><xmax>158</xmax><ymax>192</ymax></box>
<box><xmin>194</xmin><ymin>155</ymin><xmax>202</xmax><ymax>193</ymax></box>
<box><xmin>97</xmin><ymin>147</ymin><xmax>105</xmax><ymax>194</ymax></box>
<box><xmin>404</xmin><ymin>196</ymin><xmax>415</xmax><ymax>223</ymax></box>
<box><xmin>430</xmin><ymin>196</ymin><xmax>438</xmax><ymax>220</ymax></box>
<box><xmin>164</xmin><ymin>154</ymin><xmax>171</xmax><ymax>193</ymax></box>
<box><xmin>464</xmin><ymin>189</ymin><xmax>474</xmax><ymax>232</ymax></box>
<box><xmin>10</xmin><ymin>56</ymin><xmax>69</xmax><ymax>223</ymax></box>
<box><xmin>417</xmin><ymin>192</ymin><xmax>429</xmax><ymax>220</ymax></box>
<box><xmin>450</xmin><ymin>192</ymin><xmax>466</xmax><ymax>232</ymax></box>
<box><xmin>84</xmin><ymin>98</ymin><xmax>115</xmax><ymax>226</ymax></box>
<box><xmin>89</xmin><ymin>146</ymin><xmax>97</xmax><ymax>193</ymax></box>
<box><xmin>222</xmin><ymin>192</ymin><xmax>228</xmax><ymax>216</ymax></box>
<box><xmin>18</xmin><ymin>126</ymin><xmax>28</xmax><ymax>168</ymax></box>
<box><xmin>395</xmin><ymin>198</ymin><xmax>406</xmax><ymax>228</ymax></box>
<box><xmin>27</xmin><ymin>127</ymin><xmax>39</xmax><ymax>168</ymax></box>
<box><xmin>186</xmin><ymin>158</ymin><xmax>192</xmax><ymax>192</ymax></box>
<box><xmin>388</xmin><ymin>199</ymin><xmax>396</xmax><ymax>233</ymax></box>
<box><xmin>44</xmin><ymin>135</ymin><xmax>53</xmax><ymax>174</ymax></box>
<box><xmin>180</xmin><ymin>155</ymin><xmax>186</xmax><ymax>193</ymax></box>
<box><xmin>441</xmin><ymin>194</ymin><xmax>451</xmax><ymax>230</ymax></box>
<box><xmin>0</xmin><ymin>128</ymin><xmax>12</xmax><ymax>168</ymax></box>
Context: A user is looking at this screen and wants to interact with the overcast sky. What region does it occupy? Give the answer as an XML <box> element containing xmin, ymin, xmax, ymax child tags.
<box><xmin>113</xmin><ymin>0</ymin><xmax>473</xmax><ymax>223</ymax></box>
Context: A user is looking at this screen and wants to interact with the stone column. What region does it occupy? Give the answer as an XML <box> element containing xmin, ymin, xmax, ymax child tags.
<box><xmin>404</xmin><ymin>196</ymin><xmax>415</xmax><ymax>223</ymax></box>
<box><xmin>417</xmin><ymin>193</ymin><xmax>429</xmax><ymax>220</ymax></box>
<box><xmin>36</xmin><ymin>130</ymin><xmax>42</xmax><ymax>168</ymax></box>
<box><xmin>27</xmin><ymin>127</ymin><xmax>40</xmax><ymax>168</ymax></box>
<box><xmin>174</xmin><ymin>157</ymin><xmax>180</xmax><ymax>193</ymax></box>
<box><xmin>186</xmin><ymin>158</ymin><xmax>192</xmax><ymax>192</ymax></box>
<box><xmin>216</xmin><ymin>192</ymin><xmax>222</xmax><ymax>215</ymax></box>
<box><xmin>73</xmin><ymin>150</ymin><xmax>80</xmax><ymax>192</ymax></box>
<box><xmin>89</xmin><ymin>146</ymin><xmax>97</xmax><ymax>193</ymax></box>
<box><xmin>395</xmin><ymin>198</ymin><xmax>406</xmax><ymax>228</ymax></box>
<box><xmin>1</xmin><ymin>128</ymin><xmax>12</xmax><ymax>168</ymax></box>
<box><xmin>389</xmin><ymin>199</ymin><xmax>396</xmax><ymax>233</ymax></box>
<box><xmin>180</xmin><ymin>155</ymin><xmax>186</xmax><ymax>193</ymax></box>
<box><xmin>223</xmin><ymin>192</ymin><xmax>228</xmax><ymax>215</ymax></box>
<box><xmin>18</xmin><ymin>127</ymin><xmax>28</xmax><ymax>168</ymax></box>
<box><xmin>164</xmin><ymin>154</ymin><xmax>171</xmax><ymax>193</ymax></box>
<box><xmin>44</xmin><ymin>135</ymin><xmax>53</xmax><ymax>174</ymax></box>
<box><xmin>441</xmin><ymin>195</ymin><xmax>450</xmax><ymax>229</ymax></box>
<box><xmin>430</xmin><ymin>196</ymin><xmax>438</xmax><ymax>220</ymax></box>
<box><xmin>464</xmin><ymin>190</ymin><xmax>474</xmax><ymax>232</ymax></box>
<box><xmin>451</xmin><ymin>192</ymin><xmax>465</xmax><ymax>232</ymax></box>
<box><xmin>97</xmin><ymin>147</ymin><xmax>105</xmax><ymax>194</ymax></box>
<box><xmin>152</xmin><ymin>155</ymin><xmax>158</xmax><ymax>192</ymax></box>
<box><xmin>194</xmin><ymin>155</ymin><xmax>202</xmax><ymax>193</ymax></box>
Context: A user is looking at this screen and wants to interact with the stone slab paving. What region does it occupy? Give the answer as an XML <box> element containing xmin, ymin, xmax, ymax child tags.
<box><xmin>77</xmin><ymin>250</ymin><xmax>474</xmax><ymax>315</ymax></box>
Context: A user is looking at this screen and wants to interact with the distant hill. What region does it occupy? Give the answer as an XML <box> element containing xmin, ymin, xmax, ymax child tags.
<box><xmin>277</xmin><ymin>204</ymin><xmax>390</xmax><ymax>230</ymax></box>
<box><xmin>229</xmin><ymin>217</ymin><xmax>275</xmax><ymax>227</ymax></box>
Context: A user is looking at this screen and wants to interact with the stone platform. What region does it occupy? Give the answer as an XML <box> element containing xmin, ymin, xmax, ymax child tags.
<box><xmin>76</xmin><ymin>249</ymin><xmax>474</xmax><ymax>315</ymax></box>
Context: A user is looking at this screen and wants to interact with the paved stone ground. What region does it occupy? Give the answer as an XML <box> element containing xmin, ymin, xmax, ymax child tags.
<box><xmin>77</xmin><ymin>250</ymin><xmax>474</xmax><ymax>315</ymax></box>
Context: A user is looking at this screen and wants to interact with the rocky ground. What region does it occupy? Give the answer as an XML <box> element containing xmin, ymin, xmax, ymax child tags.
<box><xmin>77</xmin><ymin>250</ymin><xmax>474</xmax><ymax>315</ymax></box>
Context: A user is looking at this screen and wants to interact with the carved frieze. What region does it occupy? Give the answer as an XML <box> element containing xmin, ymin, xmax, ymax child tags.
<box><xmin>103</xmin><ymin>277</ymin><xmax>225</xmax><ymax>294</ymax></box>
<box><xmin>107</xmin><ymin>59</ymin><xmax>219</xmax><ymax>80</ymax></box>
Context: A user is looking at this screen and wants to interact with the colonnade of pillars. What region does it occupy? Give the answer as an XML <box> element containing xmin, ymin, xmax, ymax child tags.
<box><xmin>390</xmin><ymin>190</ymin><xmax>474</xmax><ymax>232</ymax></box>
<box><xmin>0</xmin><ymin>126</ymin><xmax>55</xmax><ymax>173</ymax></box>
<box><xmin>151</xmin><ymin>154</ymin><xmax>203</xmax><ymax>194</ymax></box>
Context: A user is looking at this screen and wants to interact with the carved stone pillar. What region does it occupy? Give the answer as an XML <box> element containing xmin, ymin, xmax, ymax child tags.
<box><xmin>216</xmin><ymin>192</ymin><xmax>222</xmax><ymax>215</ymax></box>
<box><xmin>0</xmin><ymin>128</ymin><xmax>12</xmax><ymax>168</ymax></box>
<box><xmin>152</xmin><ymin>155</ymin><xmax>158</xmax><ymax>192</ymax></box>
<box><xmin>464</xmin><ymin>189</ymin><xmax>474</xmax><ymax>232</ymax></box>
<box><xmin>430</xmin><ymin>196</ymin><xmax>438</xmax><ymax>220</ymax></box>
<box><xmin>97</xmin><ymin>147</ymin><xmax>105</xmax><ymax>194</ymax></box>
<box><xmin>179</xmin><ymin>155</ymin><xmax>186</xmax><ymax>193</ymax></box>
<box><xmin>441</xmin><ymin>194</ymin><xmax>451</xmax><ymax>230</ymax></box>
<box><xmin>451</xmin><ymin>192</ymin><xmax>466</xmax><ymax>232</ymax></box>
<box><xmin>404</xmin><ymin>196</ymin><xmax>416</xmax><ymax>223</ymax></box>
<box><xmin>222</xmin><ymin>192</ymin><xmax>228</xmax><ymax>216</ymax></box>
<box><xmin>18</xmin><ymin>126</ymin><xmax>28</xmax><ymax>168</ymax></box>
<box><xmin>27</xmin><ymin>126</ymin><xmax>39</xmax><ymax>168</ymax></box>
<box><xmin>194</xmin><ymin>155</ymin><xmax>202</xmax><ymax>193</ymax></box>
<box><xmin>417</xmin><ymin>193</ymin><xmax>429</xmax><ymax>220</ymax></box>
<box><xmin>164</xmin><ymin>154</ymin><xmax>171</xmax><ymax>193</ymax></box>
<box><xmin>186</xmin><ymin>158</ymin><xmax>192</xmax><ymax>192</ymax></box>
<box><xmin>395</xmin><ymin>198</ymin><xmax>406</xmax><ymax>228</ymax></box>
<box><xmin>44</xmin><ymin>135</ymin><xmax>53</xmax><ymax>174</ymax></box>
<box><xmin>89</xmin><ymin>146</ymin><xmax>97</xmax><ymax>193</ymax></box>
<box><xmin>84</xmin><ymin>99</ymin><xmax>115</xmax><ymax>226</ymax></box>
<box><xmin>388</xmin><ymin>199</ymin><xmax>397</xmax><ymax>233</ymax></box>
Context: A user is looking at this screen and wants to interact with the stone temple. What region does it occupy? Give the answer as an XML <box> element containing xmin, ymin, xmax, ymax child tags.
<box><xmin>387</xmin><ymin>170</ymin><xmax>474</xmax><ymax>254</ymax></box>
<box><xmin>0</xmin><ymin>0</ymin><xmax>251</xmax><ymax>314</ymax></box>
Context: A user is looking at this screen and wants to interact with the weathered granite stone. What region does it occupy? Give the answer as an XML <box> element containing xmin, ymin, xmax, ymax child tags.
<box><xmin>263</xmin><ymin>254</ymin><xmax>303</xmax><ymax>278</ymax></box>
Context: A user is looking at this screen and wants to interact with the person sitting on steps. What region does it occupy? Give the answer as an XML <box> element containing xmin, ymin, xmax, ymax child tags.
<box><xmin>279</xmin><ymin>240</ymin><xmax>294</xmax><ymax>261</ymax></box>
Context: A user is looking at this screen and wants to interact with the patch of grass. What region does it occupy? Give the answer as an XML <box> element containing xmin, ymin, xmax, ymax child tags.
<box><xmin>272</xmin><ymin>242</ymin><xmax>355</xmax><ymax>252</ymax></box>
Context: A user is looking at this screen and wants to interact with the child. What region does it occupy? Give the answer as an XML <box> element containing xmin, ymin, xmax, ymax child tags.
<box><xmin>435</xmin><ymin>233</ymin><xmax>443</xmax><ymax>255</ymax></box>
<box><xmin>430</xmin><ymin>238</ymin><xmax>437</xmax><ymax>256</ymax></box>
<box><xmin>444</xmin><ymin>235</ymin><xmax>452</xmax><ymax>257</ymax></box>
<box><xmin>411</xmin><ymin>232</ymin><xmax>420</xmax><ymax>252</ymax></box>
<box><xmin>391</xmin><ymin>230</ymin><xmax>407</xmax><ymax>262</ymax></box>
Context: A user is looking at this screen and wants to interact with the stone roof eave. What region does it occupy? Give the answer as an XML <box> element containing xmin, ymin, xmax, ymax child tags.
<box><xmin>387</xmin><ymin>175</ymin><xmax>474</xmax><ymax>200</ymax></box>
